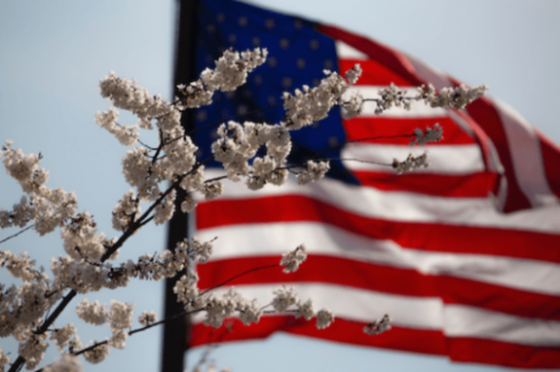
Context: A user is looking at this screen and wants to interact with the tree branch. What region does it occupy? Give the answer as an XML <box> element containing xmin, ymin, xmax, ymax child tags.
<box><xmin>0</xmin><ymin>224</ymin><xmax>35</xmax><ymax>245</ymax></box>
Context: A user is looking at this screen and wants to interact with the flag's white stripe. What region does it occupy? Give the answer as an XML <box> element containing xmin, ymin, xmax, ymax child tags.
<box><xmin>444</xmin><ymin>305</ymin><xmax>560</xmax><ymax>347</ymax></box>
<box><xmin>343</xmin><ymin>86</ymin><xmax>448</xmax><ymax>118</ymax></box>
<box><xmin>197</xmin><ymin>222</ymin><xmax>560</xmax><ymax>296</ymax></box>
<box><xmin>341</xmin><ymin>143</ymin><xmax>485</xmax><ymax>174</ymax></box>
<box><xmin>336</xmin><ymin>41</ymin><xmax>368</xmax><ymax>60</ymax></box>
<box><xmin>403</xmin><ymin>52</ymin><xmax>453</xmax><ymax>91</ymax></box>
<box><xmin>193</xmin><ymin>284</ymin><xmax>560</xmax><ymax>346</ymax></box>
<box><xmin>493</xmin><ymin>99</ymin><xmax>558</xmax><ymax>208</ymax></box>
<box><xmin>203</xmin><ymin>169</ymin><xmax>560</xmax><ymax>234</ymax></box>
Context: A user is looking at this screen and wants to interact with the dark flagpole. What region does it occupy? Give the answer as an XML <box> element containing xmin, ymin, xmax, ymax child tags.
<box><xmin>161</xmin><ymin>1</ymin><xmax>198</xmax><ymax>372</ymax></box>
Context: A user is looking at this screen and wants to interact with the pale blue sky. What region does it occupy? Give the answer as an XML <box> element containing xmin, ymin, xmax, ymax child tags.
<box><xmin>0</xmin><ymin>1</ymin><xmax>558</xmax><ymax>371</ymax></box>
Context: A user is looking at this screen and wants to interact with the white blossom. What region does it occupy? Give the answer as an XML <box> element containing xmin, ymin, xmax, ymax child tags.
<box><xmin>296</xmin><ymin>160</ymin><xmax>330</xmax><ymax>185</ymax></box>
<box><xmin>341</xmin><ymin>93</ymin><xmax>364</xmax><ymax>119</ymax></box>
<box><xmin>112</xmin><ymin>190</ymin><xmax>140</xmax><ymax>231</ymax></box>
<box><xmin>374</xmin><ymin>83</ymin><xmax>410</xmax><ymax>114</ymax></box>
<box><xmin>363</xmin><ymin>314</ymin><xmax>391</xmax><ymax>336</ymax></box>
<box><xmin>283</xmin><ymin>66</ymin><xmax>361</xmax><ymax>130</ymax></box>
<box><xmin>237</xmin><ymin>298</ymin><xmax>262</xmax><ymax>326</ymax></box>
<box><xmin>416</xmin><ymin>83</ymin><xmax>488</xmax><ymax>110</ymax></box>
<box><xmin>18</xmin><ymin>333</ymin><xmax>48</xmax><ymax>370</ymax></box>
<box><xmin>294</xmin><ymin>299</ymin><xmax>316</xmax><ymax>321</ymax></box>
<box><xmin>95</xmin><ymin>107</ymin><xmax>139</xmax><ymax>146</ymax></box>
<box><xmin>173</xmin><ymin>271</ymin><xmax>200</xmax><ymax>307</ymax></box>
<box><xmin>410</xmin><ymin>124</ymin><xmax>443</xmax><ymax>146</ymax></box>
<box><xmin>0</xmin><ymin>348</ymin><xmax>10</xmax><ymax>372</ymax></box>
<box><xmin>272</xmin><ymin>287</ymin><xmax>299</xmax><ymax>313</ymax></box>
<box><xmin>178</xmin><ymin>48</ymin><xmax>267</xmax><ymax>108</ymax></box>
<box><xmin>0</xmin><ymin>142</ymin><xmax>78</xmax><ymax>235</ymax></box>
<box><xmin>49</xmin><ymin>324</ymin><xmax>77</xmax><ymax>351</ymax></box>
<box><xmin>61</xmin><ymin>212</ymin><xmax>106</xmax><ymax>262</ymax></box>
<box><xmin>392</xmin><ymin>152</ymin><xmax>429</xmax><ymax>175</ymax></box>
<box><xmin>153</xmin><ymin>189</ymin><xmax>176</xmax><ymax>225</ymax></box>
<box><xmin>108</xmin><ymin>329</ymin><xmax>128</xmax><ymax>349</ymax></box>
<box><xmin>83</xmin><ymin>342</ymin><xmax>109</xmax><ymax>364</ymax></box>
<box><xmin>138</xmin><ymin>311</ymin><xmax>157</xmax><ymax>326</ymax></box>
<box><xmin>75</xmin><ymin>299</ymin><xmax>108</xmax><ymax>326</ymax></box>
<box><xmin>108</xmin><ymin>300</ymin><xmax>134</xmax><ymax>331</ymax></box>
<box><xmin>0</xmin><ymin>250</ymin><xmax>36</xmax><ymax>281</ymax></box>
<box><xmin>202</xmin><ymin>181</ymin><xmax>223</xmax><ymax>200</ymax></box>
<box><xmin>280</xmin><ymin>245</ymin><xmax>307</xmax><ymax>273</ymax></box>
<box><xmin>203</xmin><ymin>288</ymin><xmax>239</xmax><ymax>328</ymax></box>
<box><xmin>316</xmin><ymin>308</ymin><xmax>335</xmax><ymax>329</ymax></box>
<box><xmin>43</xmin><ymin>353</ymin><xmax>82</xmax><ymax>372</ymax></box>
<box><xmin>181</xmin><ymin>196</ymin><xmax>197</xmax><ymax>213</ymax></box>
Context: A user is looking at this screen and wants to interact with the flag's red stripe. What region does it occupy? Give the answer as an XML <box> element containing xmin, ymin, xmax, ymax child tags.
<box><xmin>342</xmin><ymin>117</ymin><xmax>476</xmax><ymax>145</ymax></box>
<box><xmin>352</xmin><ymin>171</ymin><xmax>496</xmax><ymax>198</ymax></box>
<box><xmin>447</xmin><ymin>337</ymin><xmax>560</xmax><ymax>369</ymax></box>
<box><xmin>538</xmin><ymin>130</ymin><xmax>560</xmax><ymax>201</ymax></box>
<box><xmin>189</xmin><ymin>316</ymin><xmax>560</xmax><ymax>368</ymax></box>
<box><xmin>458</xmin><ymin>90</ymin><xmax>532</xmax><ymax>212</ymax></box>
<box><xmin>339</xmin><ymin>59</ymin><xmax>413</xmax><ymax>87</ymax></box>
<box><xmin>318</xmin><ymin>25</ymin><xmax>424</xmax><ymax>87</ymax></box>
<box><xmin>197</xmin><ymin>255</ymin><xmax>560</xmax><ymax>321</ymax></box>
<box><xmin>197</xmin><ymin>195</ymin><xmax>560</xmax><ymax>263</ymax></box>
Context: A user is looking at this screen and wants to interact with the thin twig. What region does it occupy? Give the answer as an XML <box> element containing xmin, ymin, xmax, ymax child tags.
<box><xmin>137</xmin><ymin>138</ymin><xmax>157</xmax><ymax>151</ymax></box>
<box><xmin>317</xmin><ymin>157</ymin><xmax>392</xmax><ymax>167</ymax></box>
<box><xmin>0</xmin><ymin>225</ymin><xmax>34</xmax><ymax>245</ymax></box>
<box><xmin>71</xmin><ymin>308</ymin><xmax>205</xmax><ymax>357</ymax></box>
<box><xmin>199</xmin><ymin>264</ymin><xmax>280</xmax><ymax>296</ymax></box>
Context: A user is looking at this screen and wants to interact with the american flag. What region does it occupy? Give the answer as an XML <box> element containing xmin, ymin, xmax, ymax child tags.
<box><xmin>186</xmin><ymin>0</ymin><xmax>560</xmax><ymax>368</ymax></box>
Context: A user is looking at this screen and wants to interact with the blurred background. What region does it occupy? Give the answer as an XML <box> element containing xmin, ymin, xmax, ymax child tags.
<box><xmin>0</xmin><ymin>1</ymin><xmax>558</xmax><ymax>371</ymax></box>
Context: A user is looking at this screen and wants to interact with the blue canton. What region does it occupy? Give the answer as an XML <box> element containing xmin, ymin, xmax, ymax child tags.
<box><xmin>192</xmin><ymin>0</ymin><xmax>358</xmax><ymax>184</ymax></box>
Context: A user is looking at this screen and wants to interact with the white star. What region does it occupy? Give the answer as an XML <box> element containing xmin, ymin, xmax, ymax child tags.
<box><xmin>310</xmin><ymin>39</ymin><xmax>319</xmax><ymax>50</ymax></box>
<box><xmin>268</xmin><ymin>57</ymin><xmax>277</xmax><ymax>68</ymax></box>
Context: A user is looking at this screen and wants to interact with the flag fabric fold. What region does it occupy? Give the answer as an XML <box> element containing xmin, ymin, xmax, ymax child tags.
<box><xmin>187</xmin><ymin>0</ymin><xmax>560</xmax><ymax>368</ymax></box>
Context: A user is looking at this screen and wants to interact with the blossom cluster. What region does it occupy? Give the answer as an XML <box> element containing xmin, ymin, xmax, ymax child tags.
<box><xmin>43</xmin><ymin>353</ymin><xmax>82</xmax><ymax>372</ymax></box>
<box><xmin>410</xmin><ymin>124</ymin><xmax>443</xmax><ymax>146</ymax></box>
<box><xmin>271</xmin><ymin>287</ymin><xmax>335</xmax><ymax>329</ymax></box>
<box><xmin>363</xmin><ymin>314</ymin><xmax>391</xmax><ymax>336</ymax></box>
<box><xmin>417</xmin><ymin>83</ymin><xmax>488</xmax><ymax>110</ymax></box>
<box><xmin>280</xmin><ymin>244</ymin><xmax>307</xmax><ymax>273</ymax></box>
<box><xmin>392</xmin><ymin>152</ymin><xmax>429</xmax><ymax>175</ymax></box>
<box><xmin>0</xmin><ymin>348</ymin><xmax>10</xmax><ymax>372</ymax></box>
<box><xmin>346</xmin><ymin>82</ymin><xmax>488</xmax><ymax>116</ymax></box>
<box><xmin>0</xmin><ymin>141</ymin><xmax>78</xmax><ymax>235</ymax></box>
<box><xmin>178</xmin><ymin>48</ymin><xmax>268</xmax><ymax>108</ymax></box>
<box><xmin>172</xmin><ymin>246</ymin><xmax>336</xmax><ymax>332</ymax></box>
<box><xmin>138</xmin><ymin>310</ymin><xmax>157</xmax><ymax>326</ymax></box>
<box><xmin>283</xmin><ymin>65</ymin><xmax>362</xmax><ymax>130</ymax></box>
<box><xmin>0</xmin><ymin>233</ymin><xmax>213</xmax><ymax>368</ymax></box>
